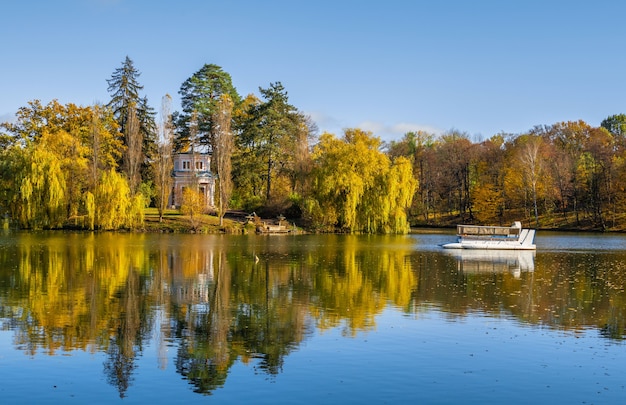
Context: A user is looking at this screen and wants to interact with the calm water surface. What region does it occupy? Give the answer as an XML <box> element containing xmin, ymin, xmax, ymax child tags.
<box><xmin>1</xmin><ymin>230</ymin><xmax>626</xmax><ymax>404</ymax></box>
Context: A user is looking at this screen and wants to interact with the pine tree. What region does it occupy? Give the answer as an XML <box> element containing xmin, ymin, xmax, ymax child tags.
<box><xmin>173</xmin><ymin>64</ymin><xmax>240</xmax><ymax>153</ymax></box>
<box><xmin>107</xmin><ymin>56</ymin><xmax>157</xmax><ymax>188</ymax></box>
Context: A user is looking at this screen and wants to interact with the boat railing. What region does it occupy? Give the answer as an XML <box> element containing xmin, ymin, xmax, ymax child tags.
<box><xmin>457</xmin><ymin>225</ymin><xmax>521</xmax><ymax>239</ymax></box>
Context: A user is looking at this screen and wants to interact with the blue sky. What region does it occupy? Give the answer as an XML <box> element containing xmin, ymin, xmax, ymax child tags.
<box><xmin>2</xmin><ymin>0</ymin><xmax>626</xmax><ymax>142</ymax></box>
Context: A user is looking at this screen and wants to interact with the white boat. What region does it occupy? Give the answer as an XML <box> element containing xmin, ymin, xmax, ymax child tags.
<box><xmin>442</xmin><ymin>221</ymin><xmax>536</xmax><ymax>250</ymax></box>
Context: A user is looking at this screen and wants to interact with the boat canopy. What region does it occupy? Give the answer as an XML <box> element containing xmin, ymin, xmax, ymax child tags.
<box><xmin>458</xmin><ymin>222</ymin><xmax>522</xmax><ymax>238</ymax></box>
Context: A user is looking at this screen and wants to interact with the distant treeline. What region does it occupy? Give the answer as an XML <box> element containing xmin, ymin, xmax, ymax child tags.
<box><xmin>1</xmin><ymin>57</ymin><xmax>624</xmax><ymax>232</ymax></box>
<box><xmin>388</xmin><ymin>117</ymin><xmax>626</xmax><ymax>231</ymax></box>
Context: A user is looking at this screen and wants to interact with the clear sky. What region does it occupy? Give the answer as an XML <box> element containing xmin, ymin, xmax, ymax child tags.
<box><xmin>2</xmin><ymin>0</ymin><xmax>626</xmax><ymax>142</ymax></box>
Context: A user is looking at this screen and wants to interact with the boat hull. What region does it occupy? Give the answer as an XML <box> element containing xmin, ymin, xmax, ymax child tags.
<box><xmin>442</xmin><ymin>226</ymin><xmax>536</xmax><ymax>250</ymax></box>
<box><xmin>442</xmin><ymin>242</ymin><xmax>536</xmax><ymax>250</ymax></box>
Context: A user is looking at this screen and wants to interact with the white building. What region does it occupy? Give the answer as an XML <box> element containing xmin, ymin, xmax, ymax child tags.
<box><xmin>169</xmin><ymin>152</ymin><xmax>215</xmax><ymax>209</ymax></box>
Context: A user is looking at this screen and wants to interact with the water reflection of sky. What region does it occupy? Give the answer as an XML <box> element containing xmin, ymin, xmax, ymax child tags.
<box><xmin>535</xmin><ymin>231</ymin><xmax>626</xmax><ymax>252</ymax></box>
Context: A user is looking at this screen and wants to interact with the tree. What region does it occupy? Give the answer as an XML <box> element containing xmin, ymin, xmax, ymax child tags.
<box><xmin>94</xmin><ymin>169</ymin><xmax>144</xmax><ymax>230</ymax></box>
<box><xmin>514</xmin><ymin>135</ymin><xmax>545</xmax><ymax>227</ymax></box>
<box><xmin>388</xmin><ymin>130</ymin><xmax>436</xmax><ymax>222</ymax></box>
<box><xmin>213</xmin><ymin>94</ymin><xmax>234</xmax><ymax>226</ymax></box>
<box><xmin>87</xmin><ymin>104</ymin><xmax>123</xmax><ymax>189</ymax></box>
<box><xmin>107</xmin><ymin>56</ymin><xmax>157</xmax><ymax>188</ymax></box>
<box><xmin>238</xmin><ymin>82</ymin><xmax>307</xmax><ymax>205</ymax></box>
<box><xmin>174</xmin><ymin>64</ymin><xmax>240</xmax><ymax>153</ymax></box>
<box><xmin>231</xmin><ymin>94</ymin><xmax>264</xmax><ymax>210</ymax></box>
<box><xmin>434</xmin><ymin>131</ymin><xmax>474</xmax><ymax>219</ymax></box>
<box><xmin>181</xmin><ymin>188</ymin><xmax>205</xmax><ymax>231</ymax></box>
<box><xmin>308</xmin><ymin>128</ymin><xmax>416</xmax><ymax>233</ymax></box>
<box><xmin>151</xmin><ymin>95</ymin><xmax>174</xmax><ymax>222</ymax></box>
<box><xmin>0</xmin><ymin>100</ymin><xmax>123</xmax><ymax>227</ymax></box>
<box><xmin>18</xmin><ymin>141</ymin><xmax>67</xmax><ymax>229</ymax></box>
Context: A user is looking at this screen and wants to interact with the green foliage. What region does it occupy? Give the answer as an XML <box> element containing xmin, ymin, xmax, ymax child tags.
<box><xmin>107</xmin><ymin>56</ymin><xmax>157</xmax><ymax>186</ymax></box>
<box><xmin>235</xmin><ymin>82</ymin><xmax>309</xmax><ymax>205</ymax></box>
<box><xmin>138</xmin><ymin>181</ymin><xmax>154</xmax><ymax>208</ymax></box>
<box><xmin>174</xmin><ymin>64</ymin><xmax>240</xmax><ymax>152</ymax></box>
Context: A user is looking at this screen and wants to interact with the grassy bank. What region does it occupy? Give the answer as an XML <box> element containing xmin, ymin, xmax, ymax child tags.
<box><xmin>143</xmin><ymin>208</ymin><xmax>252</xmax><ymax>233</ymax></box>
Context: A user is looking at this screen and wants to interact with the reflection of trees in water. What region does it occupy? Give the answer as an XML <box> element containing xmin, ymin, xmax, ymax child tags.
<box><xmin>411</xmin><ymin>250</ymin><xmax>626</xmax><ymax>339</ymax></box>
<box><xmin>102</xmin><ymin>259</ymin><xmax>155</xmax><ymax>397</ymax></box>
<box><xmin>169</xmin><ymin>250</ymin><xmax>311</xmax><ymax>393</ymax></box>
<box><xmin>4</xmin><ymin>233</ymin><xmax>626</xmax><ymax>398</ymax></box>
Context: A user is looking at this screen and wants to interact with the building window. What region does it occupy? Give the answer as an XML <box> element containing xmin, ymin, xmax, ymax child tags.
<box><xmin>196</xmin><ymin>161</ymin><xmax>204</xmax><ymax>170</ymax></box>
<box><xmin>182</xmin><ymin>161</ymin><xmax>190</xmax><ymax>170</ymax></box>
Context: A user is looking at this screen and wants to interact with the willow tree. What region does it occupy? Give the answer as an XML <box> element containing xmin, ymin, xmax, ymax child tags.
<box><xmin>18</xmin><ymin>143</ymin><xmax>66</xmax><ymax>229</ymax></box>
<box><xmin>0</xmin><ymin>100</ymin><xmax>123</xmax><ymax>227</ymax></box>
<box><xmin>93</xmin><ymin>169</ymin><xmax>143</xmax><ymax>230</ymax></box>
<box><xmin>213</xmin><ymin>94</ymin><xmax>234</xmax><ymax>225</ymax></box>
<box><xmin>308</xmin><ymin>128</ymin><xmax>416</xmax><ymax>233</ymax></box>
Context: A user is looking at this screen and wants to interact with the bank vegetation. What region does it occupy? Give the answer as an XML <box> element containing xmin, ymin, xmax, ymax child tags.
<box><xmin>2</xmin><ymin>57</ymin><xmax>626</xmax><ymax>233</ymax></box>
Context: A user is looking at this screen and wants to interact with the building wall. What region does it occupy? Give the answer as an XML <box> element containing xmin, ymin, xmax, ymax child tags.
<box><xmin>170</xmin><ymin>152</ymin><xmax>215</xmax><ymax>209</ymax></box>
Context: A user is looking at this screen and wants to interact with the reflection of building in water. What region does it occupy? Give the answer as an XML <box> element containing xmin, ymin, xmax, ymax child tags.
<box><xmin>168</xmin><ymin>249</ymin><xmax>215</xmax><ymax>304</ymax></box>
<box><xmin>445</xmin><ymin>249</ymin><xmax>535</xmax><ymax>278</ymax></box>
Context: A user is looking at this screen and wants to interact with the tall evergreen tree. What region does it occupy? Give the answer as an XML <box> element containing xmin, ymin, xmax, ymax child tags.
<box><xmin>237</xmin><ymin>82</ymin><xmax>304</xmax><ymax>202</ymax></box>
<box><xmin>173</xmin><ymin>64</ymin><xmax>240</xmax><ymax>153</ymax></box>
<box><xmin>106</xmin><ymin>56</ymin><xmax>157</xmax><ymax>187</ymax></box>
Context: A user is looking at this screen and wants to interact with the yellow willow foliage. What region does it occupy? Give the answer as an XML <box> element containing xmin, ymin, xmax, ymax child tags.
<box><xmin>85</xmin><ymin>191</ymin><xmax>95</xmax><ymax>230</ymax></box>
<box><xmin>94</xmin><ymin>169</ymin><xmax>144</xmax><ymax>230</ymax></box>
<box><xmin>13</xmin><ymin>233</ymin><xmax>148</xmax><ymax>355</ymax></box>
<box><xmin>19</xmin><ymin>145</ymin><xmax>67</xmax><ymax>229</ymax></box>
<box><xmin>312</xmin><ymin>130</ymin><xmax>416</xmax><ymax>233</ymax></box>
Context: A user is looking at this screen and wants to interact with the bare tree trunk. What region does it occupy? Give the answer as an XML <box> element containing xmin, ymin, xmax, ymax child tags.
<box><xmin>125</xmin><ymin>104</ymin><xmax>142</xmax><ymax>194</ymax></box>
<box><xmin>153</xmin><ymin>95</ymin><xmax>174</xmax><ymax>222</ymax></box>
<box><xmin>213</xmin><ymin>95</ymin><xmax>234</xmax><ymax>226</ymax></box>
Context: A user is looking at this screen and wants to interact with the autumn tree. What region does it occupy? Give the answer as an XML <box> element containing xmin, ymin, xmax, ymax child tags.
<box><xmin>534</xmin><ymin>121</ymin><xmax>595</xmax><ymax>225</ymax></box>
<box><xmin>388</xmin><ymin>130</ymin><xmax>436</xmax><ymax>222</ymax></box>
<box><xmin>0</xmin><ymin>100</ymin><xmax>131</xmax><ymax>229</ymax></box>
<box><xmin>504</xmin><ymin>134</ymin><xmax>547</xmax><ymax>226</ymax></box>
<box><xmin>470</xmin><ymin>134</ymin><xmax>507</xmax><ymax>224</ymax></box>
<box><xmin>181</xmin><ymin>188</ymin><xmax>205</xmax><ymax>231</ymax></box>
<box><xmin>308</xmin><ymin>129</ymin><xmax>416</xmax><ymax>233</ymax></box>
<box><xmin>433</xmin><ymin>131</ymin><xmax>474</xmax><ymax>219</ymax></box>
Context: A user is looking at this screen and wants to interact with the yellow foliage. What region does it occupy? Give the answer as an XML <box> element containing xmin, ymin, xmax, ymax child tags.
<box><xmin>94</xmin><ymin>169</ymin><xmax>143</xmax><ymax>230</ymax></box>
<box><xmin>310</xmin><ymin>129</ymin><xmax>416</xmax><ymax>233</ymax></box>
<box><xmin>181</xmin><ymin>188</ymin><xmax>205</xmax><ymax>230</ymax></box>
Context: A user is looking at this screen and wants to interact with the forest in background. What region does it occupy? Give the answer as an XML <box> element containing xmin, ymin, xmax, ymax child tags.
<box><xmin>1</xmin><ymin>56</ymin><xmax>626</xmax><ymax>233</ymax></box>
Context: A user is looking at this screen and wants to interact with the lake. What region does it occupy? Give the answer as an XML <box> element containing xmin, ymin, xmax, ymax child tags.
<box><xmin>1</xmin><ymin>230</ymin><xmax>626</xmax><ymax>403</ymax></box>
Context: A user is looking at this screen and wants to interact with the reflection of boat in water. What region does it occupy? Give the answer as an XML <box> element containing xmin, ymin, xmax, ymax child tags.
<box><xmin>444</xmin><ymin>249</ymin><xmax>535</xmax><ymax>277</ymax></box>
<box><xmin>442</xmin><ymin>221</ymin><xmax>536</xmax><ymax>250</ymax></box>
